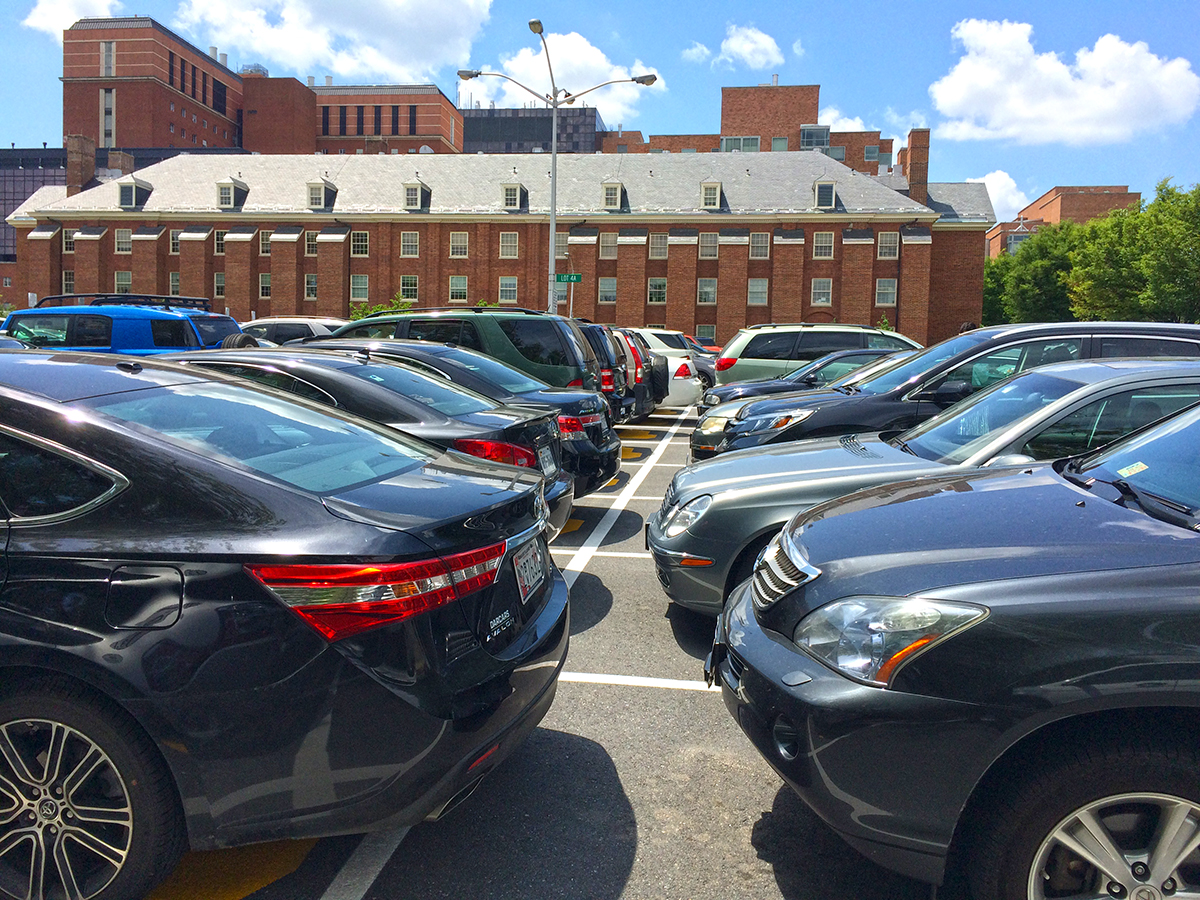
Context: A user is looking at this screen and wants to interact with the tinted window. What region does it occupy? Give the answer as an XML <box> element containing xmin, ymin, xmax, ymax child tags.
<box><xmin>743</xmin><ymin>332</ymin><xmax>798</xmax><ymax>361</ymax></box>
<box><xmin>408</xmin><ymin>319</ymin><xmax>464</xmax><ymax>344</ymax></box>
<box><xmin>242</xmin><ymin>323</ymin><xmax>269</xmax><ymax>339</ymax></box>
<box><xmin>499</xmin><ymin>319</ymin><xmax>570</xmax><ymax>367</ymax></box>
<box><xmin>190</xmin><ymin>316</ymin><xmax>240</xmax><ymax>345</ymax></box>
<box><xmin>151</xmin><ymin>319</ymin><xmax>196</xmax><ymax>347</ymax></box>
<box><xmin>342</xmin><ymin>322</ymin><xmax>398</xmax><ymax>339</ymax></box>
<box><xmin>1098</xmin><ymin>337</ymin><xmax>1200</xmax><ymax>358</ymax></box>
<box><xmin>193</xmin><ymin>363</ymin><xmax>337</xmax><ymax>406</ymax></box>
<box><xmin>1024</xmin><ymin>384</ymin><xmax>1200</xmax><ymax>459</ymax></box>
<box><xmin>0</xmin><ymin>431</ymin><xmax>116</xmax><ymax>518</ymax></box>
<box><xmin>868</xmin><ymin>333</ymin><xmax>914</xmax><ymax>350</ymax></box>
<box><xmin>650</xmin><ymin>331</ymin><xmax>689</xmax><ymax>350</ymax></box>
<box><xmin>81</xmin><ymin>383</ymin><xmax>432</xmax><ymax>494</ymax></box>
<box><xmin>272</xmin><ymin>323</ymin><xmax>313</xmax><ymax>343</ymax></box>
<box><xmin>795</xmin><ymin>332</ymin><xmax>861</xmax><ymax>356</ymax></box>
<box><xmin>343</xmin><ymin>362</ymin><xmax>497</xmax><ymax>416</ymax></box>
<box><xmin>582</xmin><ymin>329</ymin><xmax>616</xmax><ymax>365</ymax></box>
<box><xmin>73</xmin><ymin>316</ymin><xmax>112</xmax><ymax>347</ymax></box>
<box><xmin>443</xmin><ymin>350</ymin><xmax>547</xmax><ymax>394</ymax></box>
<box><xmin>7</xmin><ymin>315</ymin><xmax>69</xmax><ymax>347</ymax></box>
<box><xmin>459</xmin><ymin>322</ymin><xmax>484</xmax><ymax>351</ymax></box>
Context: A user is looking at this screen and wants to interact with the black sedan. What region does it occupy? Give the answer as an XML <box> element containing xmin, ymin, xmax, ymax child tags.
<box><xmin>0</xmin><ymin>351</ymin><xmax>569</xmax><ymax>900</ymax></box>
<box><xmin>697</xmin><ymin>348</ymin><xmax>896</xmax><ymax>412</ymax></box>
<box><xmin>303</xmin><ymin>339</ymin><xmax>621</xmax><ymax>497</ymax></box>
<box><xmin>710</xmin><ymin>401</ymin><xmax>1200</xmax><ymax>898</ymax></box>
<box><xmin>165</xmin><ymin>349</ymin><xmax>575</xmax><ymax>537</ymax></box>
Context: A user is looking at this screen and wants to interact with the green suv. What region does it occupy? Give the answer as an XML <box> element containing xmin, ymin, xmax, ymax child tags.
<box><xmin>714</xmin><ymin>323</ymin><xmax>920</xmax><ymax>385</ymax></box>
<box><xmin>324</xmin><ymin>308</ymin><xmax>602</xmax><ymax>390</ymax></box>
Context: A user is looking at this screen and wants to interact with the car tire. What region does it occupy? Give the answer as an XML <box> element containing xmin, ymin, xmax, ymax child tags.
<box><xmin>220</xmin><ymin>332</ymin><xmax>259</xmax><ymax>348</ymax></box>
<box><xmin>698</xmin><ymin>373</ymin><xmax>713</xmax><ymax>391</ymax></box>
<box><xmin>967</xmin><ymin>740</ymin><xmax>1200</xmax><ymax>900</ymax></box>
<box><xmin>726</xmin><ymin>533</ymin><xmax>773</xmax><ymax>599</ymax></box>
<box><xmin>0</xmin><ymin>679</ymin><xmax>186</xmax><ymax>900</ymax></box>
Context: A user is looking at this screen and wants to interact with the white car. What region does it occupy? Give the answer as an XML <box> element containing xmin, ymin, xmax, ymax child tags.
<box><xmin>627</xmin><ymin>327</ymin><xmax>703</xmax><ymax>408</ymax></box>
<box><xmin>239</xmin><ymin>316</ymin><xmax>350</xmax><ymax>344</ymax></box>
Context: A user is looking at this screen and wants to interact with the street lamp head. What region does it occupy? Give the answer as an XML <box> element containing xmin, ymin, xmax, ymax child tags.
<box><xmin>632</xmin><ymin>74</ymin><xmax>657</xmax><ymax>86</ymax></box>
<box><xmin>528</xmin><ymin>19</ymin><xmax>543</xmax><ymax>35</ymax></box>
<box><xmin>457</xmin><ymin>69</ymin><xmax>481</xmax><ymax>80</ymax></box>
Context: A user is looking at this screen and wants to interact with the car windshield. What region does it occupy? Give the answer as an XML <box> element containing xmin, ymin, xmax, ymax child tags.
<box><xmin>78</xmin><ymin>382</ymin><xmax>433</xmax><ymax>494</ymax></box>
<box><xmin>1079</xmin><ymin>404</ymin><xmax>1200</xmax><ymax>515</ymax></box>
<box><xmin>441</xmin><ymin>348</ymin><xmax>547</xmax><ymax>394</ymax></box>
<box><xmin>828</xmin><ymin>350</ymin><xmax>917</xmax><ymax>389</ymax></box>
<box><xmin>785</xmin><ymin>353</ymin><xmax>879</xmax><ymax>386</ymax></box>
<box><xmin>855</xmin><ymin>332</ymin><xmax>990</xmax><ymax>395</ymax></box>
<box><xmin>342</xmin><ymin>361</ymin><xmax>498</xmax><ymax>416</ymax></box>
<box><xmin>190</xmin><ymin>315</ymin><xmax>242</xmax><ymax>345</ymax></box>
<box><xmin>900</xmin><ymin>371</ymin><xmax>1080</xmax><ymax>464</ymax></box>
<box><xmin>651</xmin><ymin>332</ymin><xmax>689</xmax><ymax>350</ymax></box>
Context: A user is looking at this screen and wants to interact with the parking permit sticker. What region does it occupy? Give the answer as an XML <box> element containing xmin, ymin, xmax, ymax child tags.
<box><xmin>1117</xmin><ymin>462</ymin><xmax>1149</xmax><ymax>478</ymax></box>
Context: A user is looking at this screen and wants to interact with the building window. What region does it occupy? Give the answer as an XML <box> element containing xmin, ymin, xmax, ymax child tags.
<box><xmin>214</xmin><ymin>272</ymin><xmax>225</xmax><ymax>298</ymax></box>
<box><xmin>352</xmin><ymin>274</ymin><xmax>370</xmax><ymax>300</ymax></box>
<box><xmin>449</xmin><ymin>275</ymin><xmax>468</xmax><ymax>302</ymax></box>
<box><xmin>598</xmin><ymin>277</ymin><xmax>617</xmax><ymax>304</ymax></box>
<box><xmin>400</xmin><ymin>232</ymin><xmax>419</xmax><ymax>257</ymax></box>
<box><xmin>811</xmin><ymin>278</ymin><xmax>833</xmax><ymax>306</ymax></box>
<box><xmin>339</xmin><ymin>106</ymin><xmax>347</xmax><ymax>136</ymax></box>
<box><xmin>1</xmin><ymin>278</ymin><xmax>7</xmax><ymax>288</ymax></box>
<box><xmin>503</xmin><ymin>186</ymin><xmax>520</xmax><ymax>209</ymax></box>
<box><xmin>696</xmin><ymin>324</ymin><xmax>716</xmax><ymax>342</ymax></box>
<box><xmin>169</xmin><ymin>123</ymin><xmax>174</xmax><ymax>134</ymax></box>
<box><xmin>865</xmin><ymin>145</ymin><xmax>879</xmax><ymax>162</ymax></box>
<box><xmin>747</xmin><ymin>278</ymin><xmax>769</xmax><ymax>306</ymax></box>
<box><xmin>114</xmin><ymin>271</ymin><xmax>132</xmax><ymax>293</ymax></box>
<box><xmin>169</xmin><ymin>229</ymin><xmax>182</xmax><ymax>255</ymax></box>
<box><xmin>648</xmin><ymin>233</ymin><xmax>668</xmax><ymax>259</ymax></box>
<box><xmin>169</xmin><ymin>272</ymin><xmax>180</xmax><ymax>296</ymax></box>
<box><xmin>351</xmin><ymin>231</ymin><xmax>369</xmax><ymax>257</ymax></box>
<box><xmin>617</xmin><ymin>144</ymin><xmax>628</xmax><ymax>154</ymax></box>
<box><xmin>878</xmin><ymin>232</ymin><xmax>900</xmax><ymax>259</ymax></box>
<box><xmin>771</xmin><ymin>137</ymin><xmax>788</xmax><ymax>152</ymax></box>
<box><xmin>875</xmin><ymin>278</ymin><xmax>897</xmax><ymax>307</ymax></box>
<box><xmin>813</xmin><ymin>232</ymin><xmax>834</xmax><ymax>259</ymax></box>
<box><xmin>699</xmin><ymin>233</ymin><xmax>719</xmax><ymax>259</ymax></box>
<box><xmin>603</xmin><ymin>184</ymin><xmax>621</xmax><ymax>209</ymax></box>
<box><xmin>404</xmin><ymin>186</ymin><xmax>420</xmax><ymax>209</ymax></box>
<box><xmin>118</xmin><ymin>184</ymin><xmax>135</xmax><ymax>208</ymax></box>
<box><xmin>827</xmin><ymin>146</ymin><xmax>845</xmax><ymax>161</ymax></box>
<box><xmin>218</xmin><ymin>185</ymin><xmax>233</xmax><ymax>207</ymax></box>
<box><xmin>599</xmin><ymin>233</ymin><xmax>618</xmax><ymax>259</ymax></box>
<box><xmin>749</xmin><ymin>233</ymin><xmax>770</xmax><ymax>259</ymax></box>
<box><xmin>305</xmin><ymin>231</ymin><xmax>318</xmax><ymax>256</ymax></box>
<box><xmin>63</xmin><ymin>229</ymin><xmax>76</xmax><ymax>253</ymax></box>
<box><xmin>800</xmin><ymin>126</ymin><xmax>830</xmax><ymax>149</ymax></box>
<box><xmin>62</xmin><ymin>270</ymin><xmax>75</xmax><ymax>294</ymax></box>
<box><xmin>168</xmin><ymin>52</ymin><xmax>175</xmax><ymax>87</ymax></box>
<box><xmin>1007</xmin><ymin>233</ymin><xmax>1031</xmax><ymax>254</ymax></box>
<box><xmin>498</xmin><ymin>276</ymin><xmax>518</xmax><ymax>303</ymax></box>
<box><xmin>697</xmin><ymin>278</ymin><xmax>717</xmax><ymax>304</ymax></box>
<box><xmin>308</xmin><ymin>185</ymin><xmax>324</xmax><ymax>208</ymax></box>
<box><xmin>701</xmin><ymin>183</ymin><xmax>721</xmax><ymax>209</ymax></box>
<box><xmin>499</xmin><ymin>232</ymin><xmax>518</xmax><ymax>259</ymax></box>
<box><xmin>555</xmin><ymin>232</ymin><xmax>569</xmax><ymax>259</ymax></box>
<box><xmin>99</xmin><ymin>41</ymin><xmax>115</xmax><ymax>76</ymax></box>
<box><xmin>815</xmin><ymin>182</ymin><xmax>836</xmax><ymax>209</ymax></box>
<box><xmin>720</xmin><ymin>136</ymin><xmax>760</xmax><ymax>152</ymax></box>
<box><xmin>647</xmin><ymin>278</ymin><xmax>667</xmax><ymax>304</ymax></box>
<box><xmin>115</xmin><ymin>229</ymin><xmax>132</xmax><ymax>253</ymax></box>
<box><xmin>304</xmin><ymin>273</ymin><xmax>318</xmax><ymax>299</ymax></box>
<box><xmin>259</xmin><ymin>273</ymin><xmax>271</xmax><ymax>298</ymax></box>
<box><xmin>398</xmin><ymin>275</ymin><xmax>417</xmax><ymax>300</ymax></box>
<box><xmin>101</xmin><ymin>89</ymin><xmax>114</xmax><ymax>148</ymax></box>
<box><xmin>214</xmin><ymin>230</ymin><xmax>226</xmax><ymax>255</ymax></box>
<box><xmin>449</xmin><ymin>232</ymin><xmax>468</xmax><ymax>258</ymax></box>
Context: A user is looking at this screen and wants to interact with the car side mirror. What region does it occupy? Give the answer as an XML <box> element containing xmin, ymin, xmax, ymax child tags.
<box><xmin>914</xmin><ymin>380</ymin><xmax>972</xmax><ymax>406</ymax></box>
<box><xmin>984</xmin><ymin>453</ymin><xmax>1036</xmax><ymax>468</ymax></box>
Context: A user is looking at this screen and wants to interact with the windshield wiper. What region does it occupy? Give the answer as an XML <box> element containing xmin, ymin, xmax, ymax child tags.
<box><xmin>889</xmin><ymin>436</ymin><xmax>917</xmax><ymax>456</ymax></box>
<box><xmin>834</xmin><ymin>385</ymin><xmax>860</xmax><ymax>395</ymax></box>
<box><xmin>1108</xmin><ymin>478</ymin><xmax>1200</xmax><ymax>531</ymax></box>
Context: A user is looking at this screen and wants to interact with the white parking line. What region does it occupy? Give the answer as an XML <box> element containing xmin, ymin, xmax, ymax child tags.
<box><xmin>318</xmin><ymin>827</ymin><xmax>410</xmax><ymax>900</ymax></box>
<box><xmin>559</xmin><ymin>407</ymin><xmax>693</xmax><ymax>587</ymax></box>
<box><xmin>551</xmin><ymin>550</ymin><xmax>651</xmax><ymax>559</ymax></box>
<box><xmin>560</xmin><ymin>672</ymin><xmax>720</xmax><ymax>692</ymax></box>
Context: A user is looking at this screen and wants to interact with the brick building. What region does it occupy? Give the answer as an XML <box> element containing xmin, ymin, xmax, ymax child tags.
<box><xmin>10</xmin><ymin>141</ymin><xmax>993</xmax><ymax>346</ymax></box>
<box><xmin>986</xmin><ymin>185</ymin><xmax>1141</xmax><ymax>257</ymax></box>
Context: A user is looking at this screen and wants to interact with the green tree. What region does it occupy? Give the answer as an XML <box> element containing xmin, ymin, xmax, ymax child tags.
<box><xmin>349</xmin><ymin>291</ymin><xmax>414</xmax><ymax>321</ymax></box>
<box><xmin>1000</xmin><ymin>222</ymin><xmax>1081</xmax><ymax>323</ymax></box>
<box><xmin>1139</xmin><ymin>179</ymin><xmax>1200</xmax><ymax>322</ymax></box>
<box><xmin>1067</xmin><ymin>207</ymin><xmax>1147</xmax><ymax>321</ymax></box>
<box><xmin>981</xmin><ymin>252</ymin><xmax>1013</xmax><ymax>326</ymax></box>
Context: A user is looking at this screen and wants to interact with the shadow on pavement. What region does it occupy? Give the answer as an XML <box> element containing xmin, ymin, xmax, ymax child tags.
<box><xmin>567</xmin><ymin>571</ymin><xmax>612</xmax><ymax>635</ymax></box>
<box><xmin>375</xmin><ymin>728</ymin><xmax>636</xmax><ymax>900</ymax></box>
<box><xmin>752</xmin><ymin>786</ymin><xmax>929</xmax><ymax>900</ymax></box>
<box><xmin>665</xmin><ymin>602</ymin><xmax>716</xmax><ymax>662</ymax></box>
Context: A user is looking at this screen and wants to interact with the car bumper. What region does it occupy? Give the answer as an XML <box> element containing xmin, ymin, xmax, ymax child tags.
<box><xmin>646</xmin><ymin>515</ymin><xmax>726</xmax><ymax>615</ymax></box>
<box><xmin>543</xmin><ymin>469</ymin><xmax>576</xmax><ymax>540</ymax></box>
<box><xmin>688</xmin><ymin>431</ymin><xmax>723</xmax><ymax>461</ymax></box>
<box><xmin>709</xmin><ymin>583</ymin><xmax>991</xmax><ymax>886</ymax></box>
<box><xmin>663</xmin><ymin>377</ymin><xmax>702</xmax><ymax>408</ymax></box>
<box><xmin>562</xmin><ymin>434</ymin><xmax>621</xmax><ymax>498</ymax></box>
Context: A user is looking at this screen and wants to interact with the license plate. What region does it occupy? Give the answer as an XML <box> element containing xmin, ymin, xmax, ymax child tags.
<box><xmin>514</xmin><ymin>539</ymin><xmax>545</xmax><ymax>603</ymax></box>
<box><xmin>538</xmin><ymin>446</ymin><xmax>556</xmax><ymax>476</ymax></box>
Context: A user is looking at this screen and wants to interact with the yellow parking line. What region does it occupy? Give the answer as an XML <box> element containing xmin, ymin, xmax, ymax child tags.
<box><xmin>621</xmin><ymin>447</ymin><xmax>647</xmax><ymax>460</ymax></box>
<box><xmin>147</xmin><ymin>839</ymin><xmax>317</xmax><ymax>900</ymax></box>
<box><xmin>561</xmin><ymin>518</ymin><xmax>584</xmax><ymax>534</ymax></box>
<box><xmin>618</xmin><ymin>430</ymin><xmax>658</xmax><ymax>440</ymax></box>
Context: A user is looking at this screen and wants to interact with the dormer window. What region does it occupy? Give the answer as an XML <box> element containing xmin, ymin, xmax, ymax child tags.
<box><xmin>701</xmin><ymin>182</ymin><xmax>721</xmax><ymax>209</ymax></box>
<box><xmin>116</xmin><ymin>174</ymin><xmax>151</xmax><ymax>209</ymax></box>
<box><xmin>307</xmin><ymin>180</ymin><xmax>336</xmax><ymax>210</ymax></box>
<box><xmin>502</xmin><ymin>184</ymin><xmax>523</xmax><ymax>210</ymax></box>
<box><xmin>403</xmin><ymin>181</ymin><xmax>429</xmax><ymax>211</ymax></box>
<box><xmin>815</xmin><ymin>181</ymin><xmax>836</xmax><ymax>209</ymax></box>
<box><xmin>216</xmin><ymin>176</ymin><xmax>248</xmax><ymax>210</ymax></box>
<box><xmin>219</xmin><ymin>185</ymin><xmax>233</xmax><ymax>207</ymax></box>
<box><xmin>119</xmin><ymin>184</ymin><xmax>134</xmax><ymax>207</ymax></box>
<box><xmin>603</xmin><ymin>182</ymin><xmax>622</xmax><ymax>210</ymax></box>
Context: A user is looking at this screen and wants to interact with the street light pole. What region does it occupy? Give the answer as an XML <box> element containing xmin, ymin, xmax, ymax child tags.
<box><xmin>459</xmin><ymin>25</ymin><xmax>656</xmax><ymax>315</ymax></box>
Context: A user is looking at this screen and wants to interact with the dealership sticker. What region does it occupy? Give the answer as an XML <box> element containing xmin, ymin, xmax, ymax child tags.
<box><xmin>1117</xmin><ymin>462</ymin><xmax>1149</xmax><ymax>478</ymax></box>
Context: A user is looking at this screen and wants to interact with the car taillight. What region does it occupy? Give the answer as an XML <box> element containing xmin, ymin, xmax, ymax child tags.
<box><xmin>600</xmin><ymin>369</ymin><xmax>615</xmax><ymax>392</ymax></box>
<box><xmin>246</xmin><ymin>541</ymin><xmax>506</xmax><ymax>641</ymax></box>
<box><xmin>453</xmin><ymin>439</ymin><xmax>538</xmax><ymax>468</ymax></box>
<box><xmin>674</xmin><ymin>362</ymin><xmax>692</xmax><ymax>378</ymax></box>
<box><xmin>567</xmin><ymin>378</ymin><xmax>583</xmax><ymax>388</ymax></box>
<box><xmin>634</xmin><ymin>366</ymin><xmax>644</xmax><ymax>383</ymax></box>
<box><xmin>558</xmin><ymin>413</ymin><xmax>603</xmax><ymax>440</ymax></box>
<box><xmin>715</xmin><ymin>357</ymin><xmax>737</xmax><ymax>371</ymax></box>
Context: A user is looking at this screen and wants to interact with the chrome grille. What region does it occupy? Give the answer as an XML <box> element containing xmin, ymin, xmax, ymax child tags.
<box><xmin>839</xmin><ymin>435</ymin><xmax>881</xmax><ymax>458</ymax></box>
<box><xmin>750</xmin><ymin>531</ymin><xmax>821</xmax><ymax>611</ymax></box>
<box><xmin>660</xmin><ymin>480</ymin><xmax>679</xmax><ymax>520</ymax></box>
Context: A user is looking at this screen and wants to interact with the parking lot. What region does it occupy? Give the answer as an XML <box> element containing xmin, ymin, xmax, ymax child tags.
<box><xmin>144</xmin><ymin>407</ymin><xmax>929</xmax><ymax>900</ymax></box>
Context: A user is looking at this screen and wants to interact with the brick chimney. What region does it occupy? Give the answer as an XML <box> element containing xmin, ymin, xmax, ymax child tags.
<box><xmin>107</xmin><ymin>150</ymin><xmax>135</xmax><ymax>175</ymax></box>
<box><xmin>905</xmin><ymin>128</ymin><xmax>930</xmax><ymax>206</ymax></box>
<box><xmin>66</xmin><ymin>134</ymin><xmax>96</xmax><ymax>197</ymax></box>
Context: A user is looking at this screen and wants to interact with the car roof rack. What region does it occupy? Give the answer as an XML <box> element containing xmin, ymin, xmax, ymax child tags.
<box><xmin>35</xmin><ymin>293</ymin><xmax>213</xmax><ymax>312</ymax></box>
<box><xmin>362</xmin><ymin>306</ymin><xmax>548</xmax><ymax>319</ymax></box>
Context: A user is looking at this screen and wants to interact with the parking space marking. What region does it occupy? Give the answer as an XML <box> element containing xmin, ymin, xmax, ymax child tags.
<box><xmin>147</xmin><ymin>839</ymin><xmax>316</xmax><ymax>900</ymax></box>
<box><xmin>560</xmin><ymin>672</ymin><xmax>721</xmax><ymax>692</ymax></box>
<box><xmin>559</xmin><ymin>407</ymin><xmax>693</xmax><ymax>587</ymax></box>
<box><xmin>551</xmin><ymin>550</ymin><xmax>652</xmax><ymax>559</ymax></box>
<box><xmin>317</xmin><ymin>828</ymin><xmax>410</xmax><ymax>900</ymax></box>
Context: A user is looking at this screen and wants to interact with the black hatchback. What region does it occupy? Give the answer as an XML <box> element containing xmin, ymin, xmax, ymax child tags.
<box><xmin>167</xmin><ymin>349</ymin><xmax>575</xmax><ymax>537</ymax></box>
<box><xmin>0</xmin><ymin>351</ymin><xmax>569</xmax><ymax>900</ymax></box>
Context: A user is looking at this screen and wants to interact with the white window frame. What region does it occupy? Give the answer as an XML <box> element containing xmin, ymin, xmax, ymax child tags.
<box><xmin>603</xmin><ymin>183</ymin><xmax>622</xmax><ymax>209</ymax></box>
<box><xmin>815</xmin><ymin>181</ymin><xmax>836</xmax><ymax>209</ymax></box>
<box><xmin>305</xmin><ymin>273</ymin><xmax>318</xmax><ymax>300</ymax></box>
<box><xmin>813</xmin><ymin>232</ymin><xmax>834</xmax><ymax>259</ymax></box>
<box><xmin>555</xmin><ymin>232</ymin><xmax>569</xmax><ymax>259</ymax></box>
<box><xmin>169</xmin><ymin>229</ymin><xmax>182</xmax><ymax>255</ymax></box>
<box><xmin>698</xmin><ymin>233</ymin><xmax>719</xmax><ymax>259</ymax></box>
<box><xmin>169</xmin><ymin>272</ymin><xmax>180</xmax><ymax>296</ymax></box>
<box><xmin>877</xmin><ymin>232</ymin><xmax>900</xmax><ymax>260</ymax></box>
<box><xmin>498</xmin><ymin>275</ymin><xmax>518</xmax><ymax>303</ymax></box>
<box><xmin>695</xmin><ymin>324</ymin><xmax>717</xmax><ymax>342</ymax></box>
<box><xmin>218</xmin><ymin>185</ymin><xmax>233</xmax><ymax>208</ymax></box>
<box><xmin>599</xmin><ymin>233</ymin><xmax>618</xmax><ymax>259</ymax></box>
<box><xmin>697</xmin><ymin>278</ymin><xmax>717</xmax><ymax>305</ymax></box>
<box><xmin>701</xmin><ymin>182</ymin><xmax>721</xmax><ymax>209</ymax></box>
<box><xmin>99</xmin><ymin>41</ymin><xmax>115</xmax><ymax>77</ymax></box>
<box><xmin>499</xmin><ymin>231</ymin><xmax>518</xmax><ymax>259</ymax></box>
<box><xmin>449</xmin><ymin>275</ymin><xmax>468</xmax><ymax>303</ymax></box>
<box><xmin>647</xmin><ymin>278</ymin><xmax>667</xmax><ymax>305</ymax></box>
<box><xmin>404</xmin><ymin>186</ymin><xmax>421</xmax><ymax>209</ymax></box>
<box><xmin>351</xmin><ymin>274</ymin><xmax>370</xmax><ymax>300</ymax></box>
<box><xmin>214</xmin><ymin>272</ymin><xmax>225</xmax><ymax>298</ymax></box>
<box><xmin>811</xmin><ymin>278</ymin><xmax>833</xmax><ymax>306</ymax></box>
<box><xmin>747</xmin><ymin>278</ymin><xmax>769</xmax><ymax>306</ymax></box>
<box><xmin>350</xmin><ymin>231</ymin><xmax>369</xmax><ymax>257</ymax></box>
<box><xmin>308</xmin><ymin>185</ymin><xmax>324</xmax><ymax>208</ymax></box>
<box><xmin>62</xmin><ymin>270</ymin><xmax>75</xmax><ymax>294</ymax></box>
<box><xmin>449</xmin><ymin>232</ymin><xmax>469</xmax><ymax>258</ymax></box>
<box><xmin>259</xmin><ymin>273</ymin><xmax>271</xmax><ymax>298</ymax></box>
<box><xmin>305</xmin><ymin>231</ymin><xmax>318</xmax><ymax>256</ymax></box>
<box><xmin>259</xmin><ymin>230</ymin><xmax>272</xmax><ymax>256</ymax></box>
<box><xmin>875</xmin><ymin>278</ymin><xmax>897</xmax><ymax>307</ymax></box>
<box><xmin>114</xmin><ymin>228</ymin><xmax>132</xmax><ymax>254</ymax></box>
<box><xmin>597</xmin><ymin>277</ymin><xmax>617</xmax><ymax>304</ymax></box>
<box><xmin>114</xmin><ymin>271</ymin><xmax>132</xmax><ymax>293</ymax></box>
<box><xmin>749</xmin><ymin>233</ymin><xmax>770</xmax><ymax>259</ymax></box>
<box><xmin>771</xmin><ymin>137</ymin><xmax>788</xmax><ymax>152</ymax></box>
<box><xmin>63</xmin><ymin>229</ymin><xmax>76</xmax><ymax>253</ymax></box>
<box><xmin>399</xmin><ymin>275</ymin><xmax>417</xmax><ymax>300</ymax></box>
<box><xmin>400</xmin><ymin>232</ymin><xmax>419</xmax><ymax>258</ymax></box>
<box><xmin>648</xmin><ymin>233</ymin><xmax>668</xmax><ymax>259</ymax></box>
<box><xmin>502</xmin><ymin>185</ymin><xmax>521</xmax><ymax>209</ymax></box>
<box><xmin>214</xmin><ymin>230</ymin><xmax>226</xmax><ymax>255</ymax></box>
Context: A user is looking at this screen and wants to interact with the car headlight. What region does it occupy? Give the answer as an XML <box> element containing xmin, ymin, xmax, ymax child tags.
<box><xmin>794</xmin><ymin>596</ymin><xmax>988</xmax><ymax>687</ymax></box>
<box><xmin>740</xmin><ymin>408</ymin><xmax>815</xmax><ymax>434</ymax></box>
<box><xmin>662</xmin><ymin>495</ymin><xmax>712</xmax><ymax>538</ymax></box>
<box><xmin>697</xmin><ymin>416</ymin><xmax>729</xmax><ymax>436</ymax></box>
<box><xmin>703</xmin><ymin>392</ymin><xmax>720</xmax><ymax>406</ymax></box>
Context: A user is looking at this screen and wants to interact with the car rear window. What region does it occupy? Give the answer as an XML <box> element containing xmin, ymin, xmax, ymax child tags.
<box><xmin>7</xmin><ymin>315</ymin><xmax>70</xmax><ymax>347</ymax></box>
<box><xmin>650</xmin><ymin>331</ymin><xmax>689</xmax><ymax>350</ymax></box>
<box><xmin>78</xmin><ymin>382</ymin><xmax>433</xmax><ymax>494</ymax></box>
<box><xmin>152</xmin><ymin>319</ymin><xmax>199</xmax><ymax>348</ymax></box>
<box><xmin>272</xmin><ymin>323</ymin><xmax>314</xmax><ymax>342</ymax></box>
<box><xmin>190</xmin><ymin>315</ymin><xmax>241</xmax><ymax>345</ymax></box>
<box><xmin>499</xmin><ymin>319</ymin><xmax>571</xmax><ymax>367</ymax></box>
<box><xmin>343</xmin><ymin>362</ymin><xmax>498</xmax><ymax>416</ymax></box>
<box><xmin>743</xmin><ymin>332</ymin><xmax>798</xmax><ymax>360</ymax></box>
<box><xmin>1098</xmin><ymin>337</ymin><xmax>1200</xmax><ymax>358</ymax></box>
<box><xmin>0</xmin><ymin>430</ymin><xmax>117</xmax><ymax>518</ymax></box>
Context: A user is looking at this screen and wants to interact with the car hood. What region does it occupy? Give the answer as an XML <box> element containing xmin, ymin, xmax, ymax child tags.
<box><xmin>673</xmin><ymin>434</ymin><xmax>939</xmax><ymax>504</ymax></box>
<box><xmin>735</xmin><ymin>388</ymin><xmax>855</xmax><ymax>421</ymax></box>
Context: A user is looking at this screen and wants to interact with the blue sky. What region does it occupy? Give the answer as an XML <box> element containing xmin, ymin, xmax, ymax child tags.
<box><xmin>5</xmin><ymin>0</ymin><xmax>1200</xmax><ymax>221</ymax></box>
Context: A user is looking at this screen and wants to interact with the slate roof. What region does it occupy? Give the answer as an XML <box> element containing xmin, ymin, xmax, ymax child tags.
<box><xmin>925</xmin><ymin>183</ymin><xmax>995</xmax><ymax>224</ymax></box>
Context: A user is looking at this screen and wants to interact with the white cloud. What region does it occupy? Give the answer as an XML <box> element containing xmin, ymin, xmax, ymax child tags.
<box><xmin>967</xmin><ymin>170</ymin><xmax>1030</xmax><ymax>222</ymax></box>
<box><xmin>713</xmin><ymin>24</ymin><xmax>784</xmax><ymax>70</ymax></box>
<box><xmin>931</xmin><ymin>19</ymin><xmax>1200</xmax><ymax>145</ymax></box>
<box><xmin>885</xmin><ymin>107</ymin><xmax>928</xmax><ymax>132</ymax></box>
<box><xmin>172</xmin><ymin>0</ymin><xmax>491</xmax><ymax>83</ymax></box>
<box><xmin>791</xmin><ymin>38</ymin><xmax>804</xmax><ymax>58</ymax></box>
<box><xmin>461</xmin><ymin>31</ymin><xmax>665</xmax><ymax>126</ymax></box>
<box><xmin>23</xmin><ymin>0</ymin><xmax>123</xmax><ymax>42</ymax></box>
<box><xmin>681</xmin><ymin>41</ymin><xmax>711</xmax><ymax>64</ymax></box>
<box><xmin>819</xmin><ymin>106</ymin><xmax>867</xmax><ymax>132</ymax></box>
